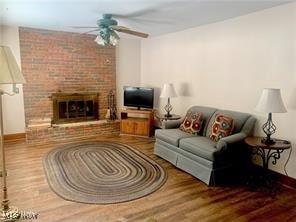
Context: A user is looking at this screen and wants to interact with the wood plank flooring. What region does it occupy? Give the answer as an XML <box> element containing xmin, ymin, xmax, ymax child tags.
<box><xmin>2</xmin><ymin>136</ymin><xmax>296</xmax><ymax>222</ymax></box>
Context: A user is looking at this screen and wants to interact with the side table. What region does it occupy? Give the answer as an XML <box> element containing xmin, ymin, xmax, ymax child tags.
<box><xmin>244</xmin><ymin>136</ymin><xmax>291</xmax><ymax>196</ymax></box>
<box><xmin>155</xmin><ymin>114</ymin><xmax>182</xmax><ymax>129</ymax></box>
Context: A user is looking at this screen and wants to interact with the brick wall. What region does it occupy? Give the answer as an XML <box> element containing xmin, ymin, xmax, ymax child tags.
<box><xmin>19</xmin><ymin>27</ymin><xmax>116</xmax><ymax>124</ymax></box>
<box><xmin>26</xmin><ymin>120</ymin><xmax>120</xmax><ymax>144</ymax></box>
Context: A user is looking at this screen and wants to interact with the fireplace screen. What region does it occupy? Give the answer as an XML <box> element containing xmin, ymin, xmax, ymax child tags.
<box><xmin>52</xmin><ymin>93</ymin><xmax>98</xmax><ymax>124</ymax></box>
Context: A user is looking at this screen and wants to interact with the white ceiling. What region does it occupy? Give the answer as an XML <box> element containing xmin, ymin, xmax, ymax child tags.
<box><xmin>0</xmin><ymin>0</ymin><xmax>293</xmax><ymax>37</ymax></box>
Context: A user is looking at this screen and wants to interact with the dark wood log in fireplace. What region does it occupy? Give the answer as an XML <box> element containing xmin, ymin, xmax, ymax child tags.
<box><xmin>52</xmin><ymin>93</ymin><xmax>98</xmax><ymax>124</ymax></box>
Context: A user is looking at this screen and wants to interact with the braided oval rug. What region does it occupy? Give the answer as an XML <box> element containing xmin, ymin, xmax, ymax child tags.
<box><xmin>43</xmin><ymin>141</ymin><xmax>167</xmax><ymax>204</ymax></box>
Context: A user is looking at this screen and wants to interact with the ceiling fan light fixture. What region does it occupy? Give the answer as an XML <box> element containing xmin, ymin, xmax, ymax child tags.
<box><xmin>94</xmin><ymin>28</ymin><xmax>119</xmax><ymax>46</ymax></box>
<box><xmin>110</xmin><ymin>31</ymin><xmax>119</xmax><ymax>46</ymax></box>
<box><xmin>95</xmin><ymin>29</ymin><xmax>109</xmax><ymax>46</ymax></box>
<box><xmin>94</xmin><ymin>34</ymin><xmax>106</xmax><ymax>46</ymax></box>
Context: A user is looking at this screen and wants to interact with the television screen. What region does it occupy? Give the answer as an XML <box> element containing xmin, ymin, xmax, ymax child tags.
<box><xmin>124</xmin><ymin>86</ymin><xmax>154</xmax><ymax>109</ymax></box>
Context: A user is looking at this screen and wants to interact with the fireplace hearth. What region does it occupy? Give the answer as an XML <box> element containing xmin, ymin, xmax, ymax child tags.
<box><xmin>52</xmin><ymin>93</ymin><xmax>98</xmax><ymax>124</ymax></box>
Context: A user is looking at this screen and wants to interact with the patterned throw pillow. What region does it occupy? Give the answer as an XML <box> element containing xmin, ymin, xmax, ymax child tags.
<box><xmin>209</xmin><ymin>114</ymin><xmax>234</xmax><ymax>142</ymax></box>
<box><xmin>179</xmin><ymin>111</ymin><xmax>203</xmax><ymax>135</ymax></box>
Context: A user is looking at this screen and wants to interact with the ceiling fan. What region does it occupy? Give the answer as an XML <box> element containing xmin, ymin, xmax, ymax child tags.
<box><xmin>73</xmin><ymin>14</ymin><xmax>149</xmax><ymax>46</ymax></box>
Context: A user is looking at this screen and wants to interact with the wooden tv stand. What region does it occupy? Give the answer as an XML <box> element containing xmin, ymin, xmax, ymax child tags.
<box><xmin>120</xmin><ymin>109</ymin><xmax>154</xmax><ymax>137</ymax></box>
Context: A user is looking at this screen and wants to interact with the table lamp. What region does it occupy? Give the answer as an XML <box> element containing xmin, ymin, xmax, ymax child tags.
<box><xmin>160</xmin><ymin>83</ymin><xmax>177</xmax><ymax>118</ymax></box>
<box><xmin>0</xmin><ymin>45</ymin><xmax>26</xmax><ymax>221</ymax></box>
<box><xmin>256</xmin><ymin>88</ymin><xmax>287</xmax><ymax>145</ymax></box>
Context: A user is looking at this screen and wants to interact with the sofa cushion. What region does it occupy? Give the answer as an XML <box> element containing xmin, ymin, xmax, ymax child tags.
<box><xmin>209</xmin><ymin>114</ymin><xmax>234</xmax><ymax>142</ymax></box>
<box><xmin>206</xmin><ymin>110</ymin><xmax>251</xmax><ymax>137</ymax></box>
<box><xmin>155</xmin><ymin>129</ymin><xmax>195</xmax><ymax>147</ymax></box>
<box><xmin>186</xmin><ymin>106</ymin><xmax>217</xmax><ymax>136</ymax></box>
<box><xmin>179</xmin><ymin>111</ymin><xmax>203</xmax><ymax>135</ymax></box>
<box><xmin>179</xmin><ymin>136</ymin><xmax>217</xmax><ymax>161</ymax></box>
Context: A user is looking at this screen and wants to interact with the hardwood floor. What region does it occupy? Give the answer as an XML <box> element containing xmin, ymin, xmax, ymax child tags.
<box><xmin>3</xmin><ymin>136</ymin><xmax>296</xmax><ymax>222</ymax></box>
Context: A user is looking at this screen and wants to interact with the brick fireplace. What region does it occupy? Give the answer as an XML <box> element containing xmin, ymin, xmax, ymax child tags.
<box><xmin>52</xmin><ymin>93</ymin><xmax>98</xmax><ymax>124</ymax></box>
<box><xmin>19</xmin><ymin>27</ymin><xmax>119</xmax><ymax>142</ymax></box>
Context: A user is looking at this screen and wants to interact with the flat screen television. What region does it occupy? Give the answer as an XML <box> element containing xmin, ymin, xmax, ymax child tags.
<box><xmin>124</xmin><ymin>86</ymin><xmax>154</xmax><ymax>109</ymax></box>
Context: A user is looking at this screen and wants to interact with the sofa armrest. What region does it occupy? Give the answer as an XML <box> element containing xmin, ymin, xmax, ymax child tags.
<box><xmin>216</xmin><ymin>132</ymin><xmax>247</xmax><ymax>150</ymax></box>
<box><xmin>162</xmin><ymin>118</ymin><xmax>184</xmax><ymax>129</ymax></box>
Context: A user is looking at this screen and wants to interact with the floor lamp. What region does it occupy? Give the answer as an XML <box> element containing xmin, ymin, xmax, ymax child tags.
<box><xmin>0</xmin><ymin>46</ymin><xmax>26</xmax><ymax>221</ymax></box>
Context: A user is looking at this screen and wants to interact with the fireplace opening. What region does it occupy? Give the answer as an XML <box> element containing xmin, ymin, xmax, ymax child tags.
<box><xmin>52</xmin><ymin>93</ymin><xmax>98</xmax><ymax>124</ymax></box>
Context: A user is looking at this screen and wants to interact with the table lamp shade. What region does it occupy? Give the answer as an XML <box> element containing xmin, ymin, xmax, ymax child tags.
<box><xmin>0</xmin><ymin>46</ymin><xmax>26</xmax><ymax>84</ymax></box>
<box><xmin>160</xmin><ymin>83</ymin><xmax>177</xmax><ymax>98</ymax></box>
<box><xmin>256</xmin><ymin>88</ymin><xmax>287</xmax><ymax>113</ymax></box>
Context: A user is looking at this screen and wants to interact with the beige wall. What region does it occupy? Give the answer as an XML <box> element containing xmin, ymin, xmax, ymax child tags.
<box><xmin>0</xmin><ymin>26</ymin><xmax>3</xmax><ymax>43</ymax></box>
<box><xmin>0</xmin><ymin>26</ymin><xmax>26</xmax><ymax>134</ymax></box>
<box><xmin>116</xmin><ymin>38</ymin><xmax>141</xmax><ymax>110</ymax></box>
<box><xmin>141</xmin><ymin>2</ymin><xmax>296</xmax><ymax>178</ymax></box>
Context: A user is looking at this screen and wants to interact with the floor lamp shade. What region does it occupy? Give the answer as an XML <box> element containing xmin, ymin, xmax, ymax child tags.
<box><xmin>255</xmin><ymin>88</ymin><xmax>287</xmax><ymax>145</ymax></box>
<box><xmin>0</xmin><ymin>46</ymin><xmax>26</xmax><ymax>84</ymax></box>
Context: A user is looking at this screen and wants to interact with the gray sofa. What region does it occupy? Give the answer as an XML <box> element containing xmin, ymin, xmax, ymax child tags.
<box><xmin>154</xmin><ymin>106</ymin><xmax>256</xmax><ymax>186</ymax></box>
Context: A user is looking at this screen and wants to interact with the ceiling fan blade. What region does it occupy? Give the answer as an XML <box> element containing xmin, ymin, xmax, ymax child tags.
<box><xmin>113</xmin><ymin>15</ymin><xmax>172</xmax><ymax>24</ymax></box>
<box><xmin>76</xmin><ymin>29</ymin><xmax>100</xmax><ymax>35</ymax></box>
<box><xmin>112</xmin><ymin>8</ymin><xmax>159</xmax><ymax>18</ymax></box>
<box><xmin>71</xmin><ymin>26</ymin><xmax>98</xmax><ymax>29</ymax></box>
<box><xmin>127</xmin><ymin>18</ymin><xmax>173</xmax><ymax>24</ymax></box>
<box><xmin>112</xmin><ymin>26</ymin><xmax>148</xmax><ymax>38</ymax></box>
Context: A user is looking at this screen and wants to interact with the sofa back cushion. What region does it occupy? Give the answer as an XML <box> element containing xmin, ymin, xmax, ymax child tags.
<box><xmin>206</xmin><ymin>109</ymin><xmax>252</xmax><ymax>137</ymax></box>
<box><xmin>186</xmin><ymin>106</ymin><xmax>218</xmax><ymax>136</ymax></box>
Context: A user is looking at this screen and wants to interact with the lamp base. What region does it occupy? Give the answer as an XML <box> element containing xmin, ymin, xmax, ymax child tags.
<box><xmin>261</xmin><ymin>138</ymin><xmax>276</xmax><ymax>145</ymax></box>
<box><xmin>261</xmin><ymin>113</ymin><xmax>276</xmax><ymax>145</ymax></box>
<box><xmin>0</xmin><ymin>206</ymin><xmax>21</xmax><ymax>222</ymax></box>
<box><xmin>164</xmin><ymin>113</ymin><xmax>172</xmax><ymax>118</ymax></box>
